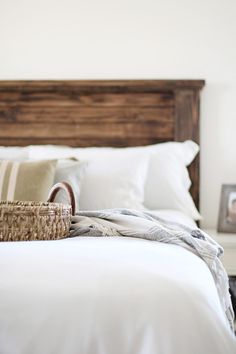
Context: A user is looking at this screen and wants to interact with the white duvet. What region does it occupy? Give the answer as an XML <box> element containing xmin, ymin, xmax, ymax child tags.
<box><xmin>0</xmin><ymin>212</ymin><xmax>235</xmax><ymax>354</ymax></box>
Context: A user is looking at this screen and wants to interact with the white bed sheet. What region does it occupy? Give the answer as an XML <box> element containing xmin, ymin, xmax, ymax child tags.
<box><xmin>0</xmin><ymin>210</ymin><xmax>235</xmax><ymax>354</ymax></box>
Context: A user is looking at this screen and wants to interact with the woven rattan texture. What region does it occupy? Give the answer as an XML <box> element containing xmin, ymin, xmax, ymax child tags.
<box><xmin>0</xmin><ymin>201</ymin><xmax>72</xmax><ymax>241</ymax></box>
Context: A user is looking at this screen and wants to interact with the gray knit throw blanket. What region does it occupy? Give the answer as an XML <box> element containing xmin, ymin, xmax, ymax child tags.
<box><xmin>70</xmin><ymin>208</ymin><xmax>234</xmax><ymax>332</ymax></box>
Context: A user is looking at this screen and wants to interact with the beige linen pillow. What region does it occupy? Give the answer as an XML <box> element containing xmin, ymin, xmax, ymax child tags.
<box><xmin>0</xmin><ymin>160</ymin><xmax>57</xmax><ymax>202</ymax></box>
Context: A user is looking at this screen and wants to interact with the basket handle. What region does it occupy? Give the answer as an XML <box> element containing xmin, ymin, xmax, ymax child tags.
<box><xmin>47</xmin><ymin>182</ymin><xmax>76</xmax><ymax>216</ymax></box>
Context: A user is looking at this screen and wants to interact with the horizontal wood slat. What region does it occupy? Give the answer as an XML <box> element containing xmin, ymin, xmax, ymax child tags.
<box><xmin>0</xmin><ymin>80</ymin><xmax>205</xmax><ymax>91</ymax></box>
<box><xmin>0</xmin><ymin>93</ymin><xmax>174</xmax><ymax>107</ymax></box>
<box><xmin>0</xmin><ymin>121</ymin><xmax>174</xmax><ymax>140</ymax></box>
<box><xmin>0</xmin><ymin>137</ymin><xmax>172</xmax><ymax>147</ymax></box>
<box><xmin>0</xmin><ymin>107</ymin><xmax>174</xmax><ymax>124</ymax></box>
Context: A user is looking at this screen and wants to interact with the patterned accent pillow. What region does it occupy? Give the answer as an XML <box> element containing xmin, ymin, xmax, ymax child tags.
<box><xmin>0</xmin><ymin>160</ymin><xmax>57</xmax><ymax>202</ymax></box>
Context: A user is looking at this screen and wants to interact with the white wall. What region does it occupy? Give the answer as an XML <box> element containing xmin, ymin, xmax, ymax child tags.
<box><xmin>1</xmin><ymin>0</ymin><xmax>236</xmax><ymax>228</ymax></box>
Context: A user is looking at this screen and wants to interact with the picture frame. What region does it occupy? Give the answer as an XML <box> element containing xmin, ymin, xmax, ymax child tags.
<box><xmin>218</xmin><ymin>184</ymin><xmax>236</xmax><ymax>233</ymax></box>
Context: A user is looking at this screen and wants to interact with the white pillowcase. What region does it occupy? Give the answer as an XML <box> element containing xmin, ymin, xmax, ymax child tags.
<box><xmin>27</xmin><ymin>141</ymin><xmax>200</xmax><ymax>219</ymax></box>
<box><xmin>73</xmin><ymin>141</ymin><xmax>200</xmax><ymax>219</ymax></box>
<box><xmin>29</xmin><ymin>145</ymin><xmax>72</xmax><ymax>160</ymax></box>
<box><xmin>79</xmin><ymin>152</ymin><xmax>149</xmax><ymax>210</ymax></box>
<box><xmin>28</xmin><ymin>146</ymin><xmax>150</xmax><ymax>211</ymax></box>
<box><xmin>143</xmin><ymin>141</ymin><xmax>201</xmax><ymax>220</ymax></box>
<box><xmin>0</xmin><ymin>147</ymin><xmax>29</xmax><ymax>160</ymax></box>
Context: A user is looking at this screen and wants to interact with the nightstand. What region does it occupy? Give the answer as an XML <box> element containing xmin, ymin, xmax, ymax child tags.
<box><xmin>203</xmin><ymin>229</ymin><xmax>236</xmax><ymax>276</ymax></box>
<box><xmin>203</xmin><ymin>228</ymin><xmax>236</xmax><ymax>323</ymax></box>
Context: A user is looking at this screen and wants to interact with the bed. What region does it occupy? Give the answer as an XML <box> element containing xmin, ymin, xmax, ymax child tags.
<box><xmin>0</xmin><ymin>80</ymin><xmax>236</xmax><ymax>354</ymax></box>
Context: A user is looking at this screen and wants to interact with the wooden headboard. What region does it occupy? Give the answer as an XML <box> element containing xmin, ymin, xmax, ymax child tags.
<box><xmin>0</xmin><ymin>80</ymin><xmax>205</xmax><ymax>208</ymax></box>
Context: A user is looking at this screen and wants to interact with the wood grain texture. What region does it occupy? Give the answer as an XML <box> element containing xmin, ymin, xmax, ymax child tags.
<box><xmin>0</xmin><ymin>80</ymin><xmax>205</xmax><ymax>208</ymax></box>
<box><xmin>174</xmin><ymin>89</ymin><xmax>201</xmax><ymax>208</ymax></box>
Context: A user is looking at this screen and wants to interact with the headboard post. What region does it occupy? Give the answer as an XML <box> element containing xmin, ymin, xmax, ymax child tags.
<box><xmin>174</xmin><ymin>88</ymin><xmax>202</xmax><ymax>209</ymax></box>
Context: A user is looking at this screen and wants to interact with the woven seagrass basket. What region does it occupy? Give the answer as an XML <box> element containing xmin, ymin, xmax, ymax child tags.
<box><xmin>0</xmin><ymin>182</ymin><xmax>76</xmax><ymax>241</ymax></box>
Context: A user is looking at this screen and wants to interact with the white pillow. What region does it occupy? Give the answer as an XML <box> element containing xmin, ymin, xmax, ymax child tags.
<box><xmin>29</xmin><ymin>145</ymin><xmax>72</xmax><ymax>160</ymax></box>
<box><xmin>0</xmin><ymin>146</ymin><xmax>29</xmax><ymax>160</ymax></box>
<box><xmin>28</xmin><ymin>141</ymin><xmax>200</xmax><ymax>219</ymax></box>
<box><xmin>77</xmin><ymin>141</ymin><xmax>200</xmax><ymax>219</ymax></box>
<box><xmin>143</xmin><ymin>141</ymin><xmax>201</xmax><ymax>220</ymax></box>
<box><xmin>28</xmin><ymin>147</ymin><xmax>150</xmax><ymax>211</ymax></box>
<box><xmin>79</xmin><ymin>152</ymin><xmax>149</xmax><ymax>210</ymax></box>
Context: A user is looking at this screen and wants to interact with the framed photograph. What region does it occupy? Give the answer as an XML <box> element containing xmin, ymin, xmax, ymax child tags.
<box><xmin>218</xmin><ymin>184</ymin><xmax>236</xmax><ymax>233</ymax></box>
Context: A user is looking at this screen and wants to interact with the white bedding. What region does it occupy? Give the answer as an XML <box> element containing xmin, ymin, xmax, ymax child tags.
<box><xmin>0</xmin><ymin>211</ymin><xmax>235</xmax><ymax>354</ymax></box>
<box><xmin>27</xmin><ymin>141</ymin><xmax>201</xmax><ymax>220</ymax></box>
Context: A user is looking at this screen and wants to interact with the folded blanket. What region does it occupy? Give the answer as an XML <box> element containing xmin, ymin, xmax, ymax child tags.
<box><xmin>70</xmin><ymin>208</ymin><xmax>234</xmax><ymax>331</ymax></box>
